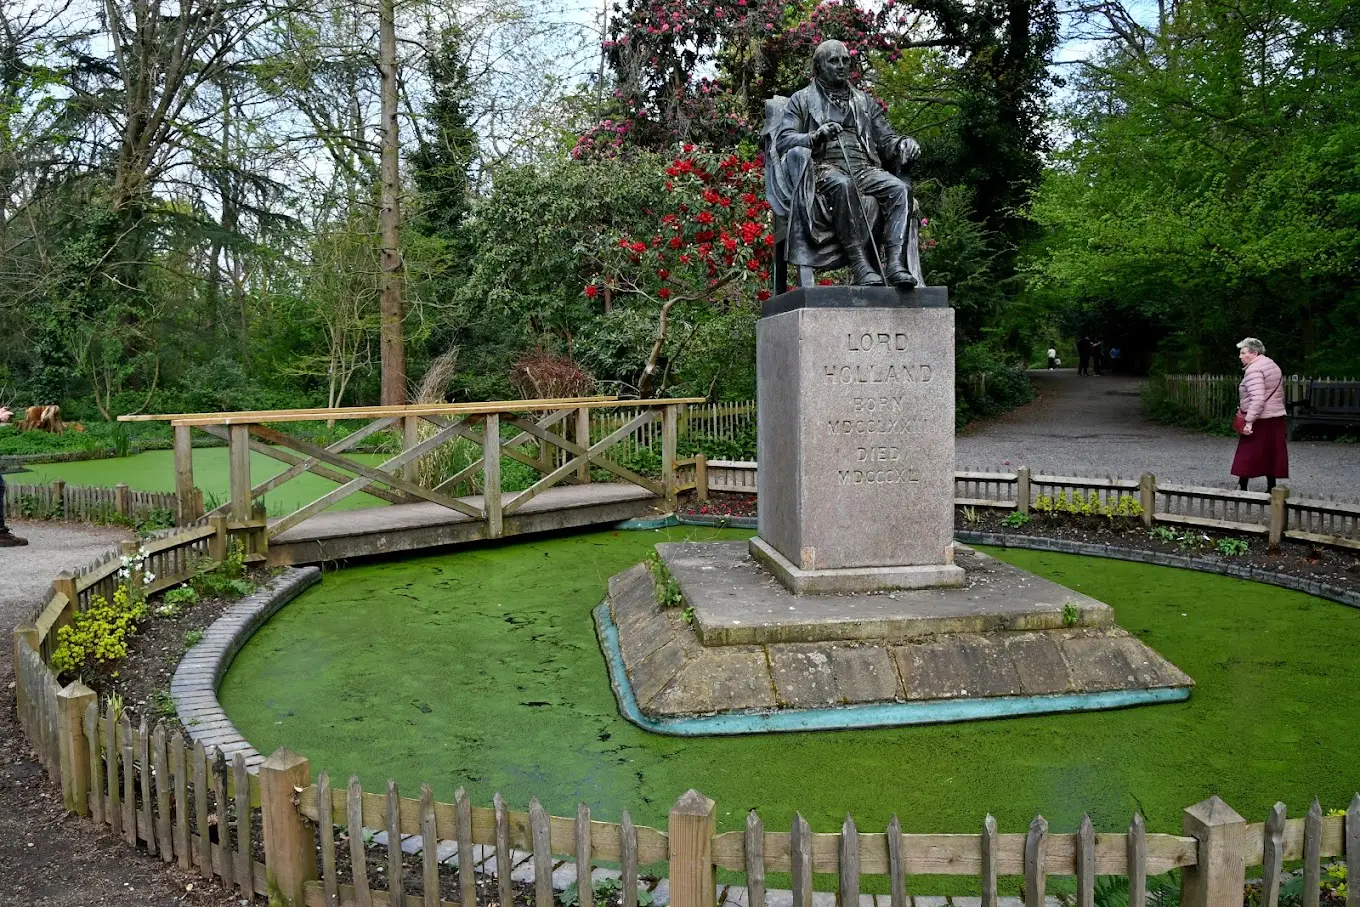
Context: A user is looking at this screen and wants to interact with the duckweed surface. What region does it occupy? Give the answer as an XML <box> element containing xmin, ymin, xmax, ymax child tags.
<box><xmin>219</xmin><ymin>529</ymin><xmax>1360</xmax><ymax>842</ymax></box>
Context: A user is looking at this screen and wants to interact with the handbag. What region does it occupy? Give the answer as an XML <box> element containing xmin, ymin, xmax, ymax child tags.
<box><xmin>1235</xmin><ymin>370</ymin><xmax>1283</xmax><ymax>435</ymax></box>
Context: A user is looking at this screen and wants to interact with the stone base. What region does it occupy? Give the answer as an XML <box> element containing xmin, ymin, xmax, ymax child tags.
<box><xmin>598</xmin><ymin>544</ymin><xmax>1193</xmax><ymax>734</ymax></box>
<box><xmin>749</xmin><ymin>535</ymin><xmax>965</xmax><ymax>596</ymax></box>
<box><xmin>668</xmin><ymin>541</ymin><xmax>1110</xmax><ymax>646</ymax></box>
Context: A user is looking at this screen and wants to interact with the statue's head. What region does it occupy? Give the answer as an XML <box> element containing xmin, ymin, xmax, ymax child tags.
<box><xmin>813</xmin><ymin>40</ymin><xmax>852</xmax><ymax>89</ymax></box>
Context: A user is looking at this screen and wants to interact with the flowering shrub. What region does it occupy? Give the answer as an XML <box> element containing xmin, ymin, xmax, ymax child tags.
<box><xmin>51</xmin><ymin>584</ymin><xmax>149</xmax><ymax>679</ymax></box>
<box><xmin>584</xmin><ymin>0</ymin><xmax>921</xmax><ymax>154</ymax></box>
<box><xmin>583</xmin><ymin>145</ymin><xmax>774</xmax><ymax>393</ymax></box>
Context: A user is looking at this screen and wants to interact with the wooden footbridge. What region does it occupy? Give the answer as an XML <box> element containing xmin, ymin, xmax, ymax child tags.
<box><xmin>121</xmin><ymin>396</ymin><xmax>705</xmax><ymax>566</ymax></box>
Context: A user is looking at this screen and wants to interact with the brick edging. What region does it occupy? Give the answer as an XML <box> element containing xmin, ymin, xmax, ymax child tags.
<box><xmin>169</xmin><ymin>567</ymin><xmax>322</xmax><ymax>770</ymax></box>
<box><xmin>955</xmin><ymin>531</ymin><xmax>1360</xmax><ymax>609</ymax></box>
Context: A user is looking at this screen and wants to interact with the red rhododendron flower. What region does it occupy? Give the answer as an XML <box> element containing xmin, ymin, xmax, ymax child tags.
<box><xmin>757</xmin><ymin>289</ymin><xmax>771</xmax><ymax>301</ymax></box>
<box><xmin>658</xmin><ymin>287</ymin><xmax>672</xmax><ymax>299</ymax></box>
<box><xmin>584</xmin><ymin>285</ymin><xmax>599</xmax><ymax>298</ymax></box>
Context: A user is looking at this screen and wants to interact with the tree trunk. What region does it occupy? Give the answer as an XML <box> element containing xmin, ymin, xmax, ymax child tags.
<box><xmin>378</xmin><ymin>0</ymin><xmax>406</xmax><ymax>405</ymax></box>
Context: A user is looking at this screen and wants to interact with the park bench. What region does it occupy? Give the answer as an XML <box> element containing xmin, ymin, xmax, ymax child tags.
<box><xmin>1286</xmin><ymin>380</ymin><xmax>1360</xmax><ymax>439</ymax></box>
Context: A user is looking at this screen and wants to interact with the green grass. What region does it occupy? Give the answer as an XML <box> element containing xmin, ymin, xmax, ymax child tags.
<box><xmin>218</xmin><ymin>533</ymin><xmax>1360</xmax><ymax>868</ymax></box>
<box><xmin>15</xmin><ymin>449</ymin><xmax>389</xmax><ymax>516</ymax></box>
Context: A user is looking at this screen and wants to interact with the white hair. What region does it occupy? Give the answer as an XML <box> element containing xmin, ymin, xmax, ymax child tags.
<box><xmin>1236</xmin><ymin>337</ymin><xmax>1265</xmax><ymax>354</ymax></box>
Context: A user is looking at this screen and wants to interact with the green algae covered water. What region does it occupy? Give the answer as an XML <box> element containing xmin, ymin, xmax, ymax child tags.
<box><xmin>219</xmin><ymin>527</ymin><xmax>1360</xmax><ymax>847</ymax></box>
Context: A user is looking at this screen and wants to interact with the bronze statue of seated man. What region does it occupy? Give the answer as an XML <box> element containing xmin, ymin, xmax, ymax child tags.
<box><xmin>766</xmin><ymin>39</ymin><xmax>923</xmax><ymax>289</ymax></box>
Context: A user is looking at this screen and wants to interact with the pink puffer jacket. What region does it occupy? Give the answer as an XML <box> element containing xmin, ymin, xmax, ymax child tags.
<box><xmin>1239</xmin><ymin>356</ymin><xmax>1287</xmax><ymax>423</ymax></box>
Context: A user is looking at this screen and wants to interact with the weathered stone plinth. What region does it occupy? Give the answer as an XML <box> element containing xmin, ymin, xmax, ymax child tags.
<box><xmin>753</xmin><ymin>286</ymin><xmax>961</xmax><ymax>593</ymax></box>
<box><xmin>599</xmin><ymin>543</ymin><xmax>1193</xmax><ymax>734</ymax></box>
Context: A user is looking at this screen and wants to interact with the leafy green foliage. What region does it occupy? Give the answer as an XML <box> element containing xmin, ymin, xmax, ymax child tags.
<box><xmin>646</xmin><ymin>550</ymin><xmax>684</xmax><ymax>609</ymax></box>
<box><xmin>558</xmin><ymin>876</ymin><xmax>654</xmax><ymax>907</ymax></box>
<box><xmin>1002</xmin><ymin>511</ymin><xmax>1032</xmax><ymax>528</ymax></box>
<box><xmin>1062</xmin><ymin>602</ymin><xmax>1079</xmax><ymax>627</ymax></box>
<box><xmin>1026</xmin><ymin>0</ymin><xmax>1360</xmax><ymax>375</ymax></box>
<box><xmin>184</xmin><ymin>628</ymin><xmax>204</xmax><ymax>648</ymax></box>
<box><xmin>51</xmin><ymin>585</ymin><xmax>149</xmax><ymax>679</ymax></box>
<box><xmin>189</xmin><ymin>541</ymin><xmax>255</xmax><ymax>600</ymax></box>
<box><xmin>1033</xmin><ymin>491</ymin><xmax>1143</xmax><ymax>520</ymax></box>
<box><xmin>1216</xmin><ymin>537</ymin><xmax>1250</xmax><ymax>557</ymax></box>
<box><xmin>1150</xmin><ymin>526</ymin><xmax>1178</xmax><ymax>543</ymax></box>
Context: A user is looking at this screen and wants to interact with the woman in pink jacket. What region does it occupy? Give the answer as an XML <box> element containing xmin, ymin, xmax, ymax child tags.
<box><xmin>1231</xmin><ymin>337</ymin><xmax>1289</xmax><ymax>491</ymax></box>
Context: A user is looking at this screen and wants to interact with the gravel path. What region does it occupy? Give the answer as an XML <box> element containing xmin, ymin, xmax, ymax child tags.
<box><xmin>0</xmin><ymin>520</ymin><xmax>233</xmax><ymax>906</ymax></box>
<box><xmin>956</xmin><ymin>370</ymin><xmax>1360</xmax><ymax>499</ymax></box>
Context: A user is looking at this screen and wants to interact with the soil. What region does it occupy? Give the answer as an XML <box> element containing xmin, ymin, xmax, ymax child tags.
<box><xmin>953</xmin><ymin>507</ymin><xmax>1360</xmax><ymax>593</ymax></box>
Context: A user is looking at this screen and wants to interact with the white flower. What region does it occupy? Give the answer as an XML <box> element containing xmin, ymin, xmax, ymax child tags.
<box><xmin>120</xmin><ymin>556</ymin><xmax>132</xmax><ymax>567</ymax></box>
<box><xmin>118</xmin><ymin>568</ymin><xmax>130</xmax><ymax>579</ymax></box>
<box><xmin>143</xmin><ymin>572</ymin><xmax>156</xmax><ymax>584</ymax></box>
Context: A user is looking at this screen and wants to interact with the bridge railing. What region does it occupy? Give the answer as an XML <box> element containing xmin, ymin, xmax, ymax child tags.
<box><xmin>120</xmin><ymin>396</ymin><xmax>705</xmax><ymax>542</ymax></box>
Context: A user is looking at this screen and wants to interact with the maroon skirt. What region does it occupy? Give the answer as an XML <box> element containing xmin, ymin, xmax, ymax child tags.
<box><xmin>1231</xmin><ymin>415</ymin><xmax>1289</xmax><ymax>478</ymax></box>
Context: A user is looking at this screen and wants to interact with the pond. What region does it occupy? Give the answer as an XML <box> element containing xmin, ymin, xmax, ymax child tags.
<box><xmin>217</xmin><ymin>526</ymin><xmax>1360</xmax><ymax>850</ymax></box>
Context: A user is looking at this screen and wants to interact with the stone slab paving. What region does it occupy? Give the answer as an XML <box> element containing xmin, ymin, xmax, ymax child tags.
<box><xmin>956</xmin><ymin>371</ymin><xmax>1359</xmax><ymax>499</ymax></box>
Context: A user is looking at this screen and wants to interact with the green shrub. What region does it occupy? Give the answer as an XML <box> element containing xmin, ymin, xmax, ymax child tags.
<box><xmin>1216</xmin><ymin>537</ymin><xmax>1250</xmax><ymax>557</ymax></box>
<box><xmin>1034</xmin><ymin>491</ymin><xmax>1144</xmax><ymax>520</ymax></box>
<box><xmin>51</xmin><ymin>585</ymin><xmax>148</xmax><ymax>678</ymax></box>
<box><xmin>646</xmin><ymin>550</ymin><xmax>683</xmax><ymax>609</ymax></box>
<box><xmin>1002</xmin><ymin>511</ymin><xmax>1032</xmax><ymax>528</ymax></box>
<box><xmin>190</xmin><ymin>540</ymin><xmax>255</xmax><ymax>599</ymax></box>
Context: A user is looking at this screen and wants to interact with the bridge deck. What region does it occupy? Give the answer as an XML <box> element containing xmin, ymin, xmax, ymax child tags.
<box><xmin>266</xmin><ymin>483</ymin><xmax>660</xmax><ymax>566</ymax></box>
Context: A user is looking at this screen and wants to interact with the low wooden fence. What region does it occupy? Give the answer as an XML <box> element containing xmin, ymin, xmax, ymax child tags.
<box><xmin>10</xmin><ymin>489</ymin><xmax>1360</xmax><ymax>907</ymax></box>
<box><xmin>1156</xmin><ymin>374</ymin><xmax>1343</xmax><ymax>423</ymax></box>
<box><xmin>591</xmin><ymin>400</ymin><xmax>756</xmax><ymax>462</ymax></box>
<box><xmin>2</xmin><ymin>479</ymin><xmax>182</xmax><ymax>523</ymax></box>
<box><xmin>693</xmin><ymin>462</ymin><xmax>1360</xmax><ymax>551</ymax></box>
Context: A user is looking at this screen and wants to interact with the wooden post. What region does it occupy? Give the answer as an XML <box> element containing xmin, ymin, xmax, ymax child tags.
<box><xmin>662</xmin><ymin>405</ymin><xmax>679</xmax><ymax>510</ymax></box>
<box><xmin>1140</xmin><ymin>473</ymin><xmax>1156</xmax><ymax>527</ymax></box>
<box><xmin>228</xmin><ymin>424</ymin><xmax>251</xmax><ymax>521</ymax></box>
<box><xmin>576</xmin><ymin>407</ymin><xmax>591</xmax><ymax>484</ymax></box>
<box><xmin>208</xmin><ymin>514</ymin><xmax>229</xmax><ymax>563</ymax></box>
<box><xmin>1269</xmin><ymin>485</ymin><xmax>1289</xmax><ymax>549</ymax></box>
<box><xmin>261</xmin><ymin>748</ymin><xmax>316</xmax><ymax>907</ymax></box>
<box><xmin>11</xmin><ymin>624</ymin><xmax>38</xmax><ymax>731</ymax></box>
<box><xmin>1016</xmin><ymin>466</ymin><xmax>1031</xmax><ymax>515</ymax></box>
<box><xmin>114</xmin><ymin>482</ymin><xmax>129</xmax><ymax>518</ymax></box>
<box><xmin>483</xmin><ymin>413</ymin><xmax>502</xmax><ymax>538</ymax></box>
<box><xmin>695</xmin><ymin>454</ymin><xmax>709</xmax><ymax>501</ymax></box>
<box><xmin>193</xmin><ymin>488</ymin><xmax>204</xmax><ymax>523</ymax></box>
<box><xmin>668</xmin><ymin>789</ymin><xmax>716</xmax><ymax>907</ymax></box>
<box><xmin>1179</xmin><ymin>796</ymin><xmax>1247</xmax><ymax>907</ymax></box>
<box><xmin>57</xmin><ymin>682</ymin><xmax>97</xmax><ymax>814</ymax></box>
<box><xmin>402</xmin><ymin>415</ymin><xmax>420</xmax><ymax>484</ymax></box>
<box><xmin>251</xmin><ymin>501</ymin><xmax>269</xmax><ymax>561</ymax></box>
<box><xmin>51</xmin><ymin>480</ymin><xmax>66</xmax><ymax>519</ymax></box>
<box><xmin>174</xmin><ymin>425</ymin><xmax>195</xmax><ymax>526</ymax></box>
<box><xmin>51</xmin><ymin>571</ymin><xmax>78</xmax><ymax>608</ymax></box>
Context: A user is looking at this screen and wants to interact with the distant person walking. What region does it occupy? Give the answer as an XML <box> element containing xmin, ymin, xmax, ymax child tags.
<box><xmin>1047</xmin><ymin>347</ymin><xmax>1057</xmax><ymax>369</ymax></box>
<box><xmin>1231</xmin><ymin>337</ymin><xmax>1289</xmax><ymax>492</ymax></box>
<box><xmin>1091</xmin><ymin>338</ymin><xmax>1104</xmax><ymax>375</ymax></box>
<box><xmin>1077</xmin><ymin>337</ymin><xmax>1091</xmax><ymax>376</ymax></box>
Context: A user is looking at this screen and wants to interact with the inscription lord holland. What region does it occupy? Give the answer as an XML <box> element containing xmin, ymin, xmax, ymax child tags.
<box><xmin>822</xmin><ymin>330</ymin><xmax>934</xmax><ymax>489</ymax></box>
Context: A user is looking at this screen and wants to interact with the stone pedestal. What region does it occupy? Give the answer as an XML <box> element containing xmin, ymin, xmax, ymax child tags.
<box><xmin>752</xmin><ymin>286</ymin><xmax>962</xmax><ymax>592</ymax></box>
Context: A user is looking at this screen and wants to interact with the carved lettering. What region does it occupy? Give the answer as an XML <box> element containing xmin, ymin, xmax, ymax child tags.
<box><xmin>846</xmin><ymin>332</ymin><xmax>911</xmax><ymax>351</ymax></box>
<box><xmin>851</xmin><ymin>396</ymin><xmax>904</xmax><ymax>413</ymax></box>
<box><xmin>836</xmin><ymin>468</ymin><xmax>921</xmax><ymax>485</ymax></box>
<box><xmin>821</xmin><ymin>364</ymin><xmax>932</xmax><ymax>385</ymax></box>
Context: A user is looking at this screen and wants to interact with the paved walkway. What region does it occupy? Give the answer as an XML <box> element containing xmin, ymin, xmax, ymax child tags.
<box><xmin>956</xmin><ymin>370</ymin><xmax>1359</xmax><ymax>499</ymax></box>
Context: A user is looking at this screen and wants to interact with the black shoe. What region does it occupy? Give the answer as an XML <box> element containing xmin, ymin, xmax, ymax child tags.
<box><xmin>849</xmin><ymin>257</ymin><xmax>885</xmax><ymax>286</ymax></box>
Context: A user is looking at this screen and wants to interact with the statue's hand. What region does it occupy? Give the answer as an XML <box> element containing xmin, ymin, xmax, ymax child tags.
<box><xmin>814</xmin><ymin>122</ymin><xmax>844</xmax><ymax>143</ymax></box>
<box><xmin>896</xmin><ymin>137</ymin><xmax>921</xmax><ymax>168</ymax></box>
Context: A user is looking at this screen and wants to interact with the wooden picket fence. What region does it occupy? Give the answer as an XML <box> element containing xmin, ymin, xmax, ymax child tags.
<box><xmin>591</xmin><ymin>401</ymin><xmax>755</xmax><ymax>460</ymax></box>
<box><xmin>691</xmin><ymin>461</ymin><xmax>1360</xmax><ymax>551</ymax></box>
<box><xmin>1156</xmin><ymin>374</ymin><xmax>1331</xmax><ymax>423</ymax></box>
<box><xmin>11</xmin><ymin>449</ymin><xmax>1360</xmax><ymax>907</ymax></box>
<box><xmin>3</xmin><ymin>479</ymin><xmax>182</xmax><ymax>524</ymax></box>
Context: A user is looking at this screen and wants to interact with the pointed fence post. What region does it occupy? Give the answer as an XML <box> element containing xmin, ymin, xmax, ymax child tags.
<box><xmin>261</xmin><ymin>748</ymin><xmax>316</xmax><ymax>907</ymax></box>
<box><xmin>114</xmin><ymin>482</ymin><xmax>130</xmax><ymax>518</ymax></box>
<box><xmin>57</xmin><ymin>682</ymin><xmax>98</xmax><ymax>815</ymax></box>
<box><xmin>695</xmin><ymin>454</ymin><xmax>709</xmax><ymax>501</ymax></box>
<box><xmin>1269</xmin><ymin>486</ymin><xmax>1289</xmax><ymax>549</ymax></box>
<box><xmin>1179</xmin><ymin>796</ymin><xmax>1247</xmax><ymax>907</ymax></box>
<box><xmin>11</xmin><ymin>624</ymin><xmax>38</xmax><ymax>730</ymax></box>
<box><xmin>668</xmin><ymin>790</ymin><xmax>716</xmax><ymax>907</ymax></box>
<box><xmin>1140</xmin><ymin>473</ymin><xmax>1156</xmax><ymax>527</ymax></box>
<box><xmin>1016</xmin><ymin>466</ymin><xmax>1031</xmax><ymax>515</ymax></box>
